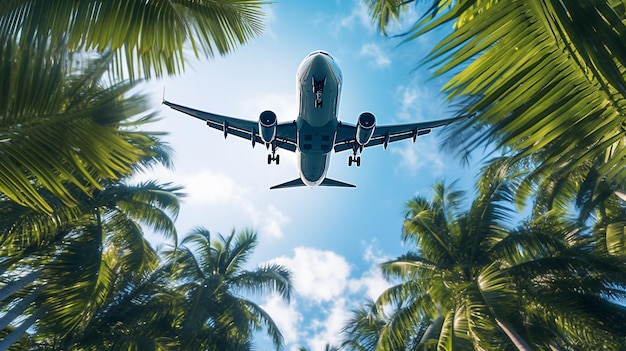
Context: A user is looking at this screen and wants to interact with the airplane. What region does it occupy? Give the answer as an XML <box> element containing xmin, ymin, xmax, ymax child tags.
<box><xmin>163</xmin><ymin>50</ymin><xmax>470</xmax><ymax>189</ymax></box>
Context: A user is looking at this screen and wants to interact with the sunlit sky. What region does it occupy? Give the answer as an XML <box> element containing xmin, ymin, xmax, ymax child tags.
<box><xmin>139</xmin><ymin>1</ymin><xmax>482</xmax><ymax>350</ymax></box>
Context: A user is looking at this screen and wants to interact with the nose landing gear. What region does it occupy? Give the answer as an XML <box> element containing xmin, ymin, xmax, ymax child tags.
<box><xmin>313</xmin><ymin>76</ymin><xmax>326</xmax><ymax>109</ymax></box>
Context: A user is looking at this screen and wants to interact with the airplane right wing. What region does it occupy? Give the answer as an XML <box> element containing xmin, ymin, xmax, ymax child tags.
<box><xmin>163</xmin><ymin>100</ymin><xmax>298</xmax><ymax>152</ymax></box>
<box><xmin>334</xmin><ymin>114</ymin><xmax>470</xmax><ymax>152</ymax></box>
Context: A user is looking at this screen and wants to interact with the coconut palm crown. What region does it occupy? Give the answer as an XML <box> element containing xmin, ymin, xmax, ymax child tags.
<box><xmin>357</xmin><ymin>169</ymin><xmax>626</xmax><ymax>350</ymax></box>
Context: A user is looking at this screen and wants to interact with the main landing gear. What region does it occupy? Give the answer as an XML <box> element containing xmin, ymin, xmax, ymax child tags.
<box><xmin>348</xmin><ymin>155</ymin><xmax>361</xmax><ymax>167</ymax></box>
<box><xmin>267</xmin><ymin>142</ymin><xmax>279</xmax><ymax>165</ymax></box>
<box><xmin>348</xmin><ymin>144</ymin><xmax>362</xmax><ymax>167</ymax></box>
<box><xmin>268</xmin><ymin>153</ymin><xmax>280</xmax><ymax>165</ymax></box>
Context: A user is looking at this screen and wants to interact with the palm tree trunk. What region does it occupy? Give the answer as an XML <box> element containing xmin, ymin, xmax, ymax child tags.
<box><xmin>494</xmin><ymin>317</ymin><xmax>534</xmax><ymax>351</ymax></box>
<box><xmin>0</xmin><ymin>287</ymin><xmax>41</xmax><ymax>330</ymax></box>
<box><xmin>0</xmin><ymin>307</ymin><xmax>45</xmax><ymax>351</ymax></box>
<box><xmin>0</xmin><ymin>269</ymin><xmax>42</xmax><ymax>302</ymax></box>
<box><xmin>418</xmin><ymin>314</ymin><xmax>444</xmax><ymax>347</ymax></box>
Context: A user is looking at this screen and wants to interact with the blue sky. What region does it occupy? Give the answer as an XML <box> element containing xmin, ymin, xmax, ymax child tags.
<box><xmin>139</xmin><ymin>1</ymin><xmax>482</xmax><ymax>350</ymax></box>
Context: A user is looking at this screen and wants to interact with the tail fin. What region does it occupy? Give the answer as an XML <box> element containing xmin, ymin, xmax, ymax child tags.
<box><xmin>270</xmin><ymin>177</ymin><xmax>355</xmax><ymax>189</ymax></box>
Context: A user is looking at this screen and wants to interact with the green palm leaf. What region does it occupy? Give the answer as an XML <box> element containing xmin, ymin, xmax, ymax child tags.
<box><xmin>1</xmin><ymin>0</ymin><xmax>267</xmax><ymax>80</ymax></box>
<box><xmin>369</xmin><ymin>0</ymin><xmax>626</xmax><ymax>196</ymax></box>
<box><xmin>0</xmin><ymin>41</ymin><xmax>170</xmax><ymax>212</ymax></box>
<box><xmin>164</xmin><ymin>228</ymin><xmax>293</xmax><ymax>350</ymax></box>
<box><xmin>347</xmin><ymin>174</ymin><xmax>626</xmax><ymax>349</ymax></box>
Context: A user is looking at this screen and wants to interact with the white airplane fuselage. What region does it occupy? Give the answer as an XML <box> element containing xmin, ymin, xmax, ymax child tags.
<box><xmin>295</xmin><ymin>51</ymin><xmax>342</xmax><ymax>186</ymax></box>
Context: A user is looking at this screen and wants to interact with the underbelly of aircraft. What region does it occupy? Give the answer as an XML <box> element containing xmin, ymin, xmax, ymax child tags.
<box><xmin>298</xmin><ymin>152</ymin><xmax>330</xmax><ymax>186</ymax></box>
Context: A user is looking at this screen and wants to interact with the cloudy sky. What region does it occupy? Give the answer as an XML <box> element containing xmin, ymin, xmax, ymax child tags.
<box><xmin>139</xmin><ymin>1</ymin><xmax>482</xmax><ymax>350</ymax></box>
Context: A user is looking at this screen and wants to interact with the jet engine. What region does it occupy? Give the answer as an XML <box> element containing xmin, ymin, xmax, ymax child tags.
<box><xmin>355</xmin><ymin>112</ymin><xmax>376</xmax><ymax>146</ymax></box>
<box><xmin>259</xmin><ymin>110</ymin><xmax>277</xmax><ymax>143</ymax></box>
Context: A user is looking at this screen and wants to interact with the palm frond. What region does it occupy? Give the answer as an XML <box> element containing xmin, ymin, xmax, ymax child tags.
<box><xmin>403</xmin><ymin>1</ymin><xmax>626</xmax><ymax>190</ymax></box>
<box><xmin>239</xmin><ymin>298</ymin><xmax>285</xmax><ymax>350</ymax></box>
<box><xmin>232</xmin><ymin>263</ymin><xmax>293</xmax><ymax>302</ymax></box>
<box><xmin>0</xmin><ymin>40</ymin><xmax>170</xmax><ymax>212</ymax></box>
<box><xmin>1</xmin><ymin>0</ymin><xmax>268</xmax><ymax>80</ymax></box>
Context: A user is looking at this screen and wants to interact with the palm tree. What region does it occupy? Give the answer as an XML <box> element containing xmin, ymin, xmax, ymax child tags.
<box><xmin>0</xmin><ymin>180</ymin><xmax>182</xmax><ymax>350</ymax></box>
<box><xmin>163</xmin><ymin>228</ymin><xmax>292</xmax><ymax>350</ymax></box>
<box><xmin>0</xmin><ymin>0</ymin><xmax>267</xmax><ymax>212</ymax></box>
<box><xmin>346</xmin><ymin>171</ymin><xmax>626</xmax><ymax>350</ymax></box>
<box><xmin>510</xmin><ymin>155</ymin><xmax>626</xmax><ymax>257</ymax></box>
<box><xmin>39</xmin><ymin>262</ymin><xmax>185</xmax><ymax>350</ymax></box>
<box><xmin>0</xmin><ymin>43</ymin><xmax>172</xmax><ymax>213</ymax></box>
<box><xmin>1</xmin><ymin>0</ymin><xmax>268</xmax><ymax>80</ymax></box>
<box><xmin>341</xmin><ymin>300</ymin><xmax>390</xmax><ymax>351</ymax></box>
<box><xmin>364</xmin><ymin>0</ymin><xmax>626</xmax><ymax>201</ymax></box>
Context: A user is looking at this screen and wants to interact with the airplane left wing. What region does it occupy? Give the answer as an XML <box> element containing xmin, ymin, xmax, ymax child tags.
<box><xmin>334</xmin><ymin>115</ymin><xmax>470</xmax><ymax>152</ymax></box>
<box><xmin>163</xmin><ymin>100</ymin><xmax>297</xmax><ymax>152</ymax></box>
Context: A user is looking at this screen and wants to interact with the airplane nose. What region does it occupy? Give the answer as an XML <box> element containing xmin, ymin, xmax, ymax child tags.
<box><xmin>309</xmin><ymin>53</ymin><xmax>332</xmax><ymax>68</ymax></box>
<box><xmin>309</xmin><ymin>55</ymin><xmax>322</xmax><ymax>67</ymax></box>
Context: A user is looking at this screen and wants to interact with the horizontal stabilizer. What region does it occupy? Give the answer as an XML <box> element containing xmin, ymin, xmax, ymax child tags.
<box><xmin>320</xmin><ymin>178</ymin><xmax>355</xmax><ymax>188</ymax></box>
<box><xmin>270</xmin><ymin>178</ymin><xmax>306</xmax><ymax>189</ymax></box>
<box><xmin>270</xmin><ymin>177</ymin><xmax>356</xmax><ymax>189</ymax></box>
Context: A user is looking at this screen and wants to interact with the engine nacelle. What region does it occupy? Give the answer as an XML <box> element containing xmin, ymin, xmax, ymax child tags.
<box><xmin>259</xmin><ymin>110</ymin><xmax>277</xmax><ymax>143</ymax></box>
<box><xmin>356</xmin><ymin>112</ymin><xmax>376</xmax><ymax>146</ymax></box>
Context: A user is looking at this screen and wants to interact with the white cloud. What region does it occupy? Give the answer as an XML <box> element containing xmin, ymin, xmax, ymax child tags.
<box><xmin>395</xmin><ymin>83</ymin><xmax>438</xmax><ymax>122</ymax></box>
<box><xmin>348</xmin><ymin>264</ymin><xmax>390</xmax><ymax>301</ymax></box>
<box><xmin>362</xmin><ymin>240</ymin><xmax>387</xmax><ymax>263</ymax></box>
<box><xmin>390</xmin><ymin>142</ymin><xmax>445</xmax><ymax>177</ymax></box>
<box><xmin>271</xmin><ymin>247</ymin><xmax>351</xmax><ymax>303</ymax></box>
<box><xmin>261</xmin><ymin>243</ymin><xmax>396</xmax><ymax>351</ymax></box>
<box><xmin>336</xmin><ymin>1</ymin><xmax>372</xmax><ymax>32</ymax></box>
<box><xmin>359</xmin><ymin>43</ymin><xmax>392</xmax><ymax>68</ymax></box>
<box><xmin>241</xmin><ymin>92</ymin><xmax>298</xmax><ymax>122</ymax></box>
<box><xmin>132</xmin><ymin>167</ymin><xmax>290</xmax><ymax>239</ymax></box>
<box><xmin>180</xmin><ymin>170</ymin><xmax>248</xmax><ymax>204</ymax></box>
<box><xmin>261</xmin><ymin>294</ymin><xmax>303</xmax><ymax>345</ymax></box>
<box><xmin>349</xmin><ymin>241</ymin><xmax>392</xmax><ymax>301</ymax></box>
<box><xmin>306</xmin><ymin>298</ymin><xmax>351</xmax><ymax>351</ymax></box>
<box><xmin>261</xmin><ymin>204</ymin><xmax>291</xmax><ymax>239</ymax></box>
<box><xmin>180</xmin><ymin>170</ymin><xmax>291</xmax><ymax>238</ymax></box>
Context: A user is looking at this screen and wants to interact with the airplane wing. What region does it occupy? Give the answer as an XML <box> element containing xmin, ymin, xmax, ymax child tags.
<box><xmin>163</xmin><ymin>100</ymin><xmax>298</xmax><ymax>152</ymax></box>
<box><xmin>333</xmin><ymin>115</ymin><xmax>470</xmax><ymax>153</ymax></box>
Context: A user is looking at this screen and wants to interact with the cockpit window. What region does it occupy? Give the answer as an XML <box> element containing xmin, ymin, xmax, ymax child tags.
<box><xmin>307</xmin><ymin>50</ymin><xmax>334</xmax><ymax>60</ymax></box>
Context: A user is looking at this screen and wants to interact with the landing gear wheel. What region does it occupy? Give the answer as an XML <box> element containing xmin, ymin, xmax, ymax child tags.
<box><xmin>268</xmin><ymin>153</ymin><xmax>280</xmax><ymax>165</ymax></box>
<box><xmin>348</xmin><ymin>155</ymin><xmax>361</xmax><ymax>167</ymax></box>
